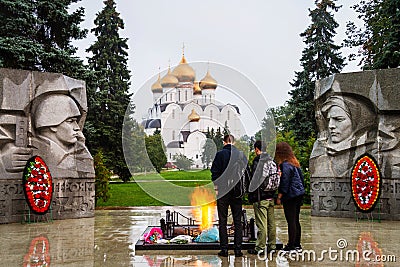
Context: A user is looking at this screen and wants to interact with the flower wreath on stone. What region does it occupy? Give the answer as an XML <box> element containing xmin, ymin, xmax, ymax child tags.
<box><xmin>351</xmin><ymin>154</ymin><xmax>381</xmax><ymax>213</ymax></box>
<box><xmin>23</xmin><ymin>156</ymin><xmax>53</xmax><ymax>215</ymax></box>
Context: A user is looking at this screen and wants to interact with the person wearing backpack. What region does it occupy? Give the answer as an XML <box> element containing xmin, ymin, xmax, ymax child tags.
<box><xmin>247</xmin><ymin>140</ymin><xmax>277</xmax><ymax>256</ymax></box>
<box><xmin>275</xmin><ymin>142</ymin><xmax>305</xmax><ymax>254</ymax></box>
<box><xmin>211</xmin><ymin>134</ymin><xmax>249</xmax><ymax>258</ymax></box>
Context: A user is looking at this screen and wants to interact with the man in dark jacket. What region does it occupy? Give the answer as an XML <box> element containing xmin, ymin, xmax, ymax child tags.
<box><xmin>247</xmin><ymin>140</ymin><xmax>277</xmax><ymax>255</ymax></box>
<box><xmin>211</xmin><ymin>134</ymin><xmax>248</xmax><ymax>257</ymax></box>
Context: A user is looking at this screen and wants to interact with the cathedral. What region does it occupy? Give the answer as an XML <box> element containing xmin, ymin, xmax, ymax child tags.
<box><xmin>143</xmin><ymin>53</ymin><xmax>244</xmax><ymax>169</ymax></box>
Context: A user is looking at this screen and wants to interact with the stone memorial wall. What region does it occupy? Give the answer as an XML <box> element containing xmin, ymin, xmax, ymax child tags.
<box><xmin>310</xmin><ymin>68</ymin><xmax>400</xmax><ymax>220</ymax></box>
<box><xmin>0</xmin><ymin>68</ymin><xmax>95</xmax><ymax>223</ymax></box>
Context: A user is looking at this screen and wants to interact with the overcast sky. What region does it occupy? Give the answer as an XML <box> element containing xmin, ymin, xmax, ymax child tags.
<box><xmin>71</xmin><ymin>0</ymin><xmax>362</xmax><ymax>135</ymax></box>
<box><xmin>71</xmin><ymin>0</ymin><xmax>361</xmax><ymax>105</ymax></box>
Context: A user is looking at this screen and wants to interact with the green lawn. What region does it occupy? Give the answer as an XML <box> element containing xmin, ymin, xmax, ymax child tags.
<box><xmin>131</xmin><ymin>169</ymin><xmax>212</xmax><ymax>181</ymax></box>
<box><xmin>97</xmin><ymin>170</ymin><xmax>214</xmax><ymax>207</ymax></box>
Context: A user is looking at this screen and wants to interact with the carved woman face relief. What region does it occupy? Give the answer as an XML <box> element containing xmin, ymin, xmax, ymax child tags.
<box><xmin>327</xmin><ymin>105</ymin><xmax>353</xmax><ymax>143</ymax></box>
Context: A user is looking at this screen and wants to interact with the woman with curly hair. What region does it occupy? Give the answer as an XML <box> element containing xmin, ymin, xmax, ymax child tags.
<box><xmin>275</xmin><ymin>142</ymin><xmax>305</xmax><ymax>254</ymax></box>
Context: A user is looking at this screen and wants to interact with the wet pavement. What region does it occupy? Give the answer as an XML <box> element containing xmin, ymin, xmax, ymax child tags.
<box><xmin>0</xmin><ymin>206</ymin><xmax>399</xmax><ymax>266</ymax></box>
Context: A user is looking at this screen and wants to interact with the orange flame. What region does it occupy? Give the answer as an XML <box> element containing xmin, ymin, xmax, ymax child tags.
<box><xmin>190</xmin><ymin>187</ymin><xmax>216</xmax><ymax>231</ymax></box>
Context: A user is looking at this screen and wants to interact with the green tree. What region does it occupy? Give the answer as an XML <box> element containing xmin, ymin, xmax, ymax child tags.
<box><xmin>173</xmin><ymin>154</ymin><xmax>193</xmax><ymax>170</ymax></box>
<box><xmin>255</xmin><ymin>109</ymin><xmax>276</xmax><ymax>154</ymax></box>
<box><xmin>86</xmin><ymin>0</ymin><xmax>132</xmax><ymax>181</ymax></box>
<box><xmin>122</xmin><ymin>114</ymin><xmax>153</xmax><ymax>174</ymax></box>
<box><xmin>223</xmin><ymin>121</ymin><xmax>230</xmax><ymax>136</ymax></box>
<box><xmin>214</xmin><ymin>127</ymin><xmax>223</xmax><ymax>150</ymax></box>
<box><xmin>344</xmin><ymin>0</ymin><xmax>400</xmax><ymax>69</ymax></box>
<box><xmin>0</xmin><ymin>0</ymin><xmax>87</xmax><ymax>78</ymax></box>
<box><xmin>94</xmin><ymin>150</ymin><xmax>112</xmax><ymax>205</ymax></box>
<box><xmin>202</xmin><ymin>138</ymin><xmax>217</xmax><ymax>169</ymax></box>
<box><xmin>275</xmin><ymin>131</ymin><xmax>315</xmax><ymax>204</ymax></box>
<box><xmin>270</xmin><ymin>104</ymin><xmax>292</xmax><ymax>133</ymax></box>
<box><xmin>145</xmin><ymin>132</ymin><xmax>167</xmax><ymax>173</ymax></box>
<box><xmin>234</xmin><ymin>137</ymin><xmax>250</xmax><ymax>158</ymax></box>
<box><xmin>288</xmin><ymin>0</ymin><xmax>345</xmax><ymax>144</ymax></box>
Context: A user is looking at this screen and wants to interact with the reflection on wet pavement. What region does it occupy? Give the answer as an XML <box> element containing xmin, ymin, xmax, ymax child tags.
<box><xmin>0</xmin><ymin>207</ymin><xmax>398</xmax><ymax>266</ymax></box>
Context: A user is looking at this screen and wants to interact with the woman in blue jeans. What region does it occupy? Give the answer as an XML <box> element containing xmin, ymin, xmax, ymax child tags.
<box><xmin>275</xmin><ymin>142</ymin><xmax>305</xmax><ymax>253</ymax></box>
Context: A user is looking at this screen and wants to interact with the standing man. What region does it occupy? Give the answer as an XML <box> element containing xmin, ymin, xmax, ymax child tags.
<box><xmin>211</xmin><ymin>134</ymin><xmax>248</xmax><ymax>257</ymax></box>
<box><xmin>247</xmin><ymin>140</ymin><xmax>277</xmax><ymax>256</ymax></box>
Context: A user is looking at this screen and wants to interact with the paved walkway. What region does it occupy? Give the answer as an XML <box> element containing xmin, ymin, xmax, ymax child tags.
<box><xmin>0</xmin><ymin>207</ymin><xmax>398</xmax><ymax>266</ymax></box>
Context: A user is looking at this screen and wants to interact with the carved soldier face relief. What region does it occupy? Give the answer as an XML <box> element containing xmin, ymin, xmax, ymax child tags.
<box><xmin>326</xmin><ymin>105</ymin><xmax>353</xmax><ymax>143</ymax></box>
<box><xmin>50</xmin><ymin>117</ymin><xmax>80</xmax><ymax>148</ymax></box>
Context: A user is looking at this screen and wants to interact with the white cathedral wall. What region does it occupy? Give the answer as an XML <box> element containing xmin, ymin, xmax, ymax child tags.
<box><xmin>203</xmin><ymin>104</ymin><xmax>221</xmax><ymax>124</ymax></box>
<box><xmin>161</xmin><ymin>103</ymin><xmax>182</xmax><ymax>145</ymax></box>
<box><xmin>182</xmin><ymin>102</ymin><xmax>202</xmax><ymax>116</ymax></box>
<box><xmin>185</xmin><ymin>131</ymin><xmax>207</xmax><ymax>169</ymax></box>
<box><xmin>153</xmin><ymin>91</ymin><xmax>245</xmax><ymax>169</ymax></box>
<box><xmin>221</xmin><ymin>105</ymin><xmax>245</xmax><ymax>138</ymax></box>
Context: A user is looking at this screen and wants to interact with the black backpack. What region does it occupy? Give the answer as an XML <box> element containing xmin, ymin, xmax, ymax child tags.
<box><xmin>229</xmin><ymin>151</ymin><xmax>248</xmax><ymax>198</ymax></box>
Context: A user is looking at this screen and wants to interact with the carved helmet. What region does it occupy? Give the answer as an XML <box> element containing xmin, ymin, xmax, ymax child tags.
<box><xmin>34</xmin><ymin>94</ymin><xmax>81</xmax><ymax>129</ymax></box>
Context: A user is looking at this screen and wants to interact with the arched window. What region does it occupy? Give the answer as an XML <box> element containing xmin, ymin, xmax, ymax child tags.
<box><xmin>172</xmin><ymin>130</ymin><xmax>175</xmax><ymax>140</ymax></box>
<box><xmin>172</xmin><ymin>109</ymin><xmax>175</xmax><ymax>119</ymax></box>
<box><xmin>227</xmin><ymin>110</ymin><xmax>230</xmax><ymax>120</ymax></box>
<box><xmin>210</xmin><ymin>110</ymin><xmax>213</xmax><ymax>120</ymax></box>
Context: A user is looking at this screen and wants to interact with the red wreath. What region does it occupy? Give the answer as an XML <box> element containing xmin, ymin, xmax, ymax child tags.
<box><xmin>23</xmin><ymin>236</ymin><xmax>51</xmax><ymax>267</ymax></box>
<box><xmin>23</xmin><ymin>156</ymin><xmax>53</xmax><ymax>214</ymax></box>
<box><xmin>356</xmin><ymin>232</ymin><xmax>383</xmax><ymax>267</ymax></box>
<box><xmin>351</xmin><ymin>155</ymin><xmax>381</xmax><ymax>212</ymax></box>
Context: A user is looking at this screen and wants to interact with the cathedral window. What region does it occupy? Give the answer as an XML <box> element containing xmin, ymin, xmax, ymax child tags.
<box><xmin>227</xmin><ymin>110</ymin><xmax>230</xmax><ymax>120</ymax></box>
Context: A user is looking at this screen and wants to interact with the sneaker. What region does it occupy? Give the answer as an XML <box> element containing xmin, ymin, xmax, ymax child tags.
<box><xmin>247</xmin><ymin>249</ymin><xmax>264</xmax><ymax>256</ymax></box>
<box><xmin>218</xmin><ymin>250</ymin><xmax>228</xmax><ymax>257</ymax></box>
<box><xmin>234</xmin><ymin>250</ymin><xmax>243</xmax><ymax>257</ymax></box>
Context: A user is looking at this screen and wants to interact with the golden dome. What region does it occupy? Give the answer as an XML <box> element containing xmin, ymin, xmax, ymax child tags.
<box><xmin>193</xmin><ymin>81</ymin><xmax>202</xmax><ymax>95</ymax></box>
<box><xmin>199</xmin><ymin>70</ymin><xmax>217</xmax><ymax>90</ymax></box>
<box><xmin>188</xmin><ymin>109</ymin><xmax>200</xmax><ymax>122</ymax></box>
<box><xmin>160</xmin><ymin>67</ymin><xmax>179</xmax><ymax>88</ymax></box>
<box><xmin>151</xmin><ymin>74</ymin><xmax>163</xmax><ymax>93</ymax></box>
<box><xmin>172</xmin><ymin>55</ymin><xmax>195</xmax><ymax>83</ymax></box>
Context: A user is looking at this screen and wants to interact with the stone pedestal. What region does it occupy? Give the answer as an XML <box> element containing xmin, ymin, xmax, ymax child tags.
<box><xmin>311</xmin><ymin>177</ymin><xmax>400</xmax><ymax>220</ymax></box>
<box><xmin>0</xmin><ymin>178</ymin><xmax>94</xmax><ymax>223</ymax></box>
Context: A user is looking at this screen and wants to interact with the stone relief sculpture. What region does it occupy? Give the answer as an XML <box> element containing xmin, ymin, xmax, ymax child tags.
<box><xmin>310</xmin><ymin>68</ymin><xmax>400</xmax><ymax>220</ymax></box>
<box><xmin>31</xmin><ymin>94</ymin><xmax>94</xmax><ymax>178</ymax></box>
<box><xmin>0</xmin><ymin>68</ymin><xmax>95</xmax><ymax>223</ymax></box>
<box><xmin>311</xmin><ymin>94</ymin><xmax>378</xmax><ymax>178</ymax></box>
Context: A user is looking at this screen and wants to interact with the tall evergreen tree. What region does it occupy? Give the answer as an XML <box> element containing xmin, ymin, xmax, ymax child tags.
<box><xmin>287</xmin><ymin>0</ymin><xmax>345</xmax><ymax>143</ymax></box>
<box><xmin>345</xmin><ymin>0</ymin><xmax>400</xmax><ymax>69</ymax></box>
<box><xmin>86</xmin><ymin>0</ymin><xmax>132</xmax><ymax>181</ymax></box>
<box><xmin>0</xmin><ymin>0</ymin><xmax>87</xmax><ymax>78</ymax></box>
<box><xmin>145</xmin><ymin>132</ymin><xmax>167</xmax><ymax>173</ymax></box>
